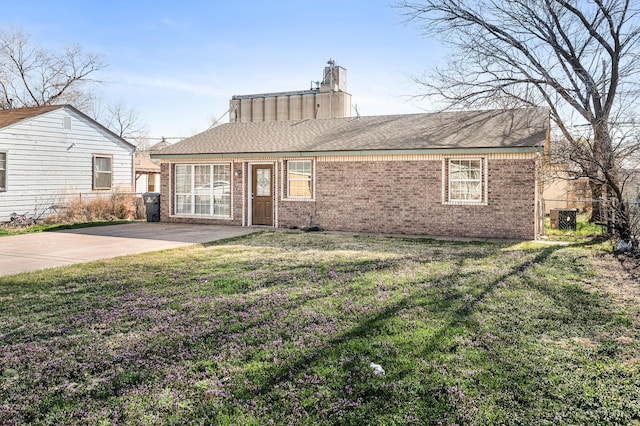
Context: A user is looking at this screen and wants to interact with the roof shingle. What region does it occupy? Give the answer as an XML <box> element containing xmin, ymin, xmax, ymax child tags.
<box><xmin>155</xmin><ymin>108</ymin><xmax>548</xmax><ymax>156</ymax></box>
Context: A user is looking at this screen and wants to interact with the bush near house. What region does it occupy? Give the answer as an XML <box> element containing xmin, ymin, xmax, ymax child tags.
<box><xmin>0</xmin><ymin>232</ymin><xmax>638</xmax><ymax>425</ymax></box>
<box><xmin>44</xmin><ymin>192</ymin><xmax>143</xmax><ymax>224</ymax></box>
<box><xmin>1</xmin><ymin>193</ymin><xmax>142</xmax><ymax>236</ymax></box>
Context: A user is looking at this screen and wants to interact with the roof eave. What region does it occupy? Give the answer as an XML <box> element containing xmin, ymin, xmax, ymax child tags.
<box><xmin>0</xmin><ymin>104</ymin><xmax>137</xmax><ymax>150</ymax></box>
<box><xmin>152</xmin><ymin>146</ymin><xmax>544</xmax><ymax>160</ymax></box>
<box><xmin>62</xmin><ymin>105</ymin><xmax>137</xmax><ymax>150</ymax></box>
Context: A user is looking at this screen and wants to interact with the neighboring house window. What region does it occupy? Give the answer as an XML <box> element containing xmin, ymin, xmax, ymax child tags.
<box><xmin>0</xmin><ymin>152</ymin><xmax>6</xmax><ymax>191</ymax></box>
<box><xmin>147</xmin><ymin>175</ymin><xmax>156</xmax><ymax>192</ymax></box>
<box><xmin>63</xmin><ymin>116</ymin><xmax>72</xmax><ymax>130</ymax></box>
<box><xmin>93</xmin><ymin>155</ymin><xmax>113</xmax><ymax>190</ymax></box>
<box><xmin>287</xmin><ymin>160</ymin><xmax>312</xmax><ymax>198</ymax></box>
<box><xmin>447</xmin><ymin>159</ymin><xmax>484</xmax><ymax>203</ymax></box>
<box><xmin>174</xmin><ymin>164</ymin><xmax>231</xmax><ymax>217</ymax></box>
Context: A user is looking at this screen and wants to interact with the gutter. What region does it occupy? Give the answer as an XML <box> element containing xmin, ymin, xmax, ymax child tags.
<box><xmin>152</xmin><ymin>146</ymin><xmax>543</xmax><ymax>160</ymax></box>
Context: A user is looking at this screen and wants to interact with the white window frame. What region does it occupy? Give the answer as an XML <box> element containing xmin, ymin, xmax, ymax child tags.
<box><xmin>444</xmin><ymin>158</ymin><xmax>487</xmax><ymax>205</ymax></box>
<box><xmin>0</xmin><ymin>152</ymin><xmax>6</xmax><ymax>191</ymax></box>
<box><xmin>173</xmin><ymin>163</ymin><xmax>232</xmax><ymax>218</ymax></box>
<box><xmin>286</xmin><ymin>159</ymin><xmax>313</xmax><ymax>199</ymax></box>
<box><xmin>174</xmin><ymin>164</ymin><xmax>193</xmax><ymax>215</ymax></box>
<box><xmin>93</xmin><ymin>155</ymin><xmax>113</xmax><ymax>190</ymax></box>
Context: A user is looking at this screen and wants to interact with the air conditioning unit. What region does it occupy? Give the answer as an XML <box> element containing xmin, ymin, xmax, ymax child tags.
<box><xmin>550</xmin><ymin>208</ymin><xmax>578</xmax><ymax>231</ymax></box>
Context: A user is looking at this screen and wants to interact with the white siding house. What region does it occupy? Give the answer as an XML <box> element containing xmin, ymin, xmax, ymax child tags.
<box><xmin>0</xmin><ymin>105</ymin><xmax>136</xmax><ymax>222</ymax></box>
<box><xmin>134</xmin><ymin>155</ymin><xmax>161</xmax><ymax>194</ymax></box>
<box><xmin>135</xmin><ymin>172</ymin><xmax>160</xmax><ymax>194</ymax></box>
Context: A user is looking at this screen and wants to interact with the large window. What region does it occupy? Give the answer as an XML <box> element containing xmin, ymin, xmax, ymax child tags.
<box><xmin>0</xmin><ymin>152</ymin><xmax>6</xmax><ymax>191</ymax></box>
<box><xmin>93</xmin><ymin>155</ymin><xmax>112</xmax><ymax>190</ymax></box>
<box><xmin>175</xmin><ymin>164</ymin><xmax>231</xmax><ymax>217</ymax></box>
<box><xmin>448</xmin><ymin>159</ymin><xmax>483</xmax><ymax>203</ymax></box>
<box><xmin>287</xmin><ymin>160</ymin><xmax>312</xmax><ymax>198</ymax></box>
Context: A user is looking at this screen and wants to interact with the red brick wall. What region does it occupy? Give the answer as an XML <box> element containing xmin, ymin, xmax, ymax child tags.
<box><xmin>160</xmin><ymin>158</ymin><xmax>537</xmax><ymax>239</ymax></box>
<box><xmin>159</xmin><ymin>163</ymin><xmax>170</xmax><ymax>220</ymax></box>
<box><xmin>278</xmin><ymin>159</ymin><xmax>537</xmax><ymax>239</ymax></box>
<box><xmin>278</xmin><ymin>200</ymin><xmax>317</xmax><ymax>229</ymax></box>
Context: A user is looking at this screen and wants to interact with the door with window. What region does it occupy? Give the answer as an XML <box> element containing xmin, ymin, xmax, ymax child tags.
<box><xmin>252</xmin><ymin>165</ymin><xmax>273</xmax><ymax>225</ymax></box>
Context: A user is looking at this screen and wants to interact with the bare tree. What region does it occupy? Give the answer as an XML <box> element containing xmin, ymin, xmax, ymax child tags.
<box><xmin>100</xmin><ymin>99</ymin><xmax>147</xmax><ymax>141</ymax></box>
<box><xmin>0</xmin><ymin>29</ymin><xmax>106</xmax><ymax>111</ymax></box>
<box><xmin>133</xmin><ymin>135</ymin><xmax>152</xmax><ymax>153</ymax></box>
<box><xmin>399</xmin><ymin>0</ymin><xmax>640</xmax><ymax>240</ymax></box>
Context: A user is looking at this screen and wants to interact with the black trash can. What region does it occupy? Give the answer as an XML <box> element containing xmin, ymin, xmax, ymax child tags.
<box><xmin>143</xmin><ymin>192</ymin><xmax>160</xmax><ymax>222</ymax></box>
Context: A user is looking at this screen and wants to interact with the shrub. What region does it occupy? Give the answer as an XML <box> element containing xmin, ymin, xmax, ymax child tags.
<box><xmin>45</xmin><ymin>192</ymin><xmax>143</xmax><ymax>224</ymax></box>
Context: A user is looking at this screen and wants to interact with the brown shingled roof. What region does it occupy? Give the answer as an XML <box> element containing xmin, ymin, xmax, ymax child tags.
<box><xmin>0</xmin><ymin>105</ymin><xmax>64</xmax><ymax>129</ymax></box>
<box><xmin>154</xmin><ymin>108</ymin><xmax>548</xmax><ymax>157</ymax></box>
<box><xmin>135</xmin><ymin>155</ymin><xmax>161</xmax><ymax>172</ymax></box>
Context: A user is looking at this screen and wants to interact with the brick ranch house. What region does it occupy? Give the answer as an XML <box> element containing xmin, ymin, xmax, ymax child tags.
<box><xmin>152</xmin><ymin>107</ymin><xmax>549</xmax><ymax>240</ymax></box>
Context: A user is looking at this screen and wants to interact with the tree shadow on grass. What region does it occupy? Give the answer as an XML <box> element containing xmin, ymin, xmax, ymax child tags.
<box><xmin>8</xmin><ymin>237</ymin><xmax>625</xmax><ymax>424</ymax></box>
<box><xmin>254</xmin><ymin>241</ymin><xmax>636</xmax><ymax>424</ymax></box>
<box><xmin>201</xmin><ymin>245</ymin><xmax>564</xmax><ymax>423</ymax></box>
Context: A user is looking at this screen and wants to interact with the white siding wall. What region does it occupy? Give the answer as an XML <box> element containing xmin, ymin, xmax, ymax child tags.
<box><xmin>135</xmin><ymin>173</ymin><xmax>159</xmax><ymax>194</ymax></box>
<box><xmin>0</xmin><ymin>107</ymin><xmax>135</xmax><ymax>222</ymax></box>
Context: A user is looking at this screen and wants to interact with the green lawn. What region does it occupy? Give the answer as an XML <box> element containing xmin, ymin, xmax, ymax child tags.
<box><xmin>1</xmin><ymin>232</ymin><xmax>638</xmax><ymax>425</ymax></box>
<box><xmin>543</xmin><ymin>211</ymin><xmax>608</xmax><ymax>240</ymax></box>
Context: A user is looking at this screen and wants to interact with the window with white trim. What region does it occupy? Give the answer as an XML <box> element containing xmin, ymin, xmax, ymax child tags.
<box><xmin>93</xmin><ymin>155</ymin><xmax>112</xmax><ymax>190</ymax></box>
<box><xmin>0</xmin><ymin>152</ymin><xmax>6</xmax><ymax>191</ymax></box>
<box><xmin>448</xmin><ymin>159</ymin><xmax>483</xmax><ymax>203</ymax></box>
<box><xmin>287</xmin><ymin>160</ymin><xmax>312</xmax><ymax>198</ymax></box>
<box><xmin>174</xmin><ymin>163</ymin><xmax>231</xmax><ymax>217</ymax></box>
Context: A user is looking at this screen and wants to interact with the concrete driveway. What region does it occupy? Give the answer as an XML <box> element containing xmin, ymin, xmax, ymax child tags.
<box><xmin>0</xmin><ymin>223</ymin><xmax>261</xmax><ymax>277</ymax></box>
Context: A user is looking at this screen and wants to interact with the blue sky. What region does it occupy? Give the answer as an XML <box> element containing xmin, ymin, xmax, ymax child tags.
<box><xmin>1</xmin><ymin>1</ymin><xmax>443</xmax><ymax>141</ymax></box>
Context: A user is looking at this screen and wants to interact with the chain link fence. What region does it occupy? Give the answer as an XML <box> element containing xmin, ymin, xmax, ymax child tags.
<box><xmin>540</xmin><ymin>198</ymin><xmax>640</xmax><ymax>238</ymax></box>
<box><xmin>2</xmin><ymin>191</ymin><xmax>145</xmax><ymax>223</ymax></box>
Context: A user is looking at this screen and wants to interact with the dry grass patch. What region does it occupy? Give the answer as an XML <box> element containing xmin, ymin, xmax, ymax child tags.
<box><xmin>44</xmin><ymin>192</ymin><xmax>142</xmax><ymax>224</ymax></box>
